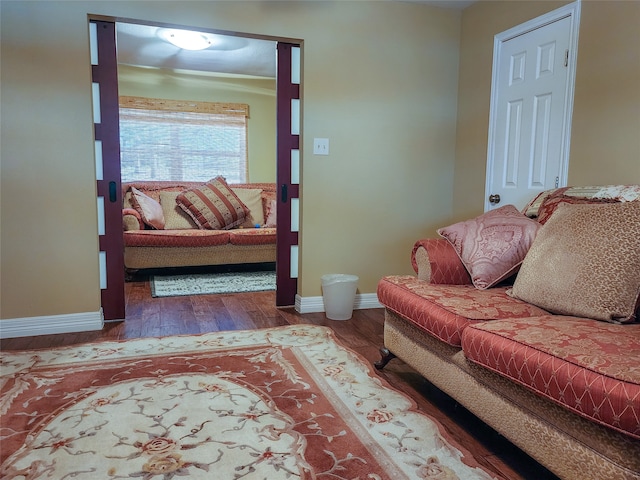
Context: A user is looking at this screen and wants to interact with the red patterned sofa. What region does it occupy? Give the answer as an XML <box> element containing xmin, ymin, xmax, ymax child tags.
<box><xmin>376</xmin><ymin>186</ymin><xmax>640</xmax><ymax>480</ymax></box>
<box><xmin>122</xmin><ymin>180</ymin><xmax>276</xmax><ymax>271</ymax></box>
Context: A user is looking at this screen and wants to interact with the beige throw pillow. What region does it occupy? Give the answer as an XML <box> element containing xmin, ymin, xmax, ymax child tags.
<box><xmin>159</xmin><ymin>191</ymin><xmax>198</xmax><ymax>230</ymax></box>
<box><xmin>512</xmin><ymin>201</ymin><xmax>640</xmax><ymax>323</ymax></box>
<box><xmin>232</xmin><ymin>188</ymin><xmax>265</xmax><ymax>227</ymax></box>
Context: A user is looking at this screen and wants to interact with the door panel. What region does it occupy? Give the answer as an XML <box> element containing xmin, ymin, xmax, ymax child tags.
<box><xmin>276</xmin><ymin>43</ymin><xmax>301</xmax><ymax>307</ymax></box>
<box><xmin>486</xmin><ymin>11</ymin><xmax>576</xmax><ymax>211</ymax></box>
<box><xmin>90</xmin><ymin>20</ymin><xmax>125</xmax><ymax>320</ymax></box>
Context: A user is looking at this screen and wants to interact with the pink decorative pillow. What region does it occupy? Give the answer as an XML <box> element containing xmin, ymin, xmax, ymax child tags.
<box><xmin>175</xmin><ymin>177</ymin><xmax>250</xmax><ymax>230</ymax></box>
<box><xmin>129</xmin><ymin>186</ymin><xmax>165</xmax><ymax>229</ymax></box>
<box><xmin>158</xmin><ymin>192</ymin><xmax>198</xmax><ymax>230</ymax></box>
<box><xmin>437</xmin><ymin>205</ymin><xmax>541</xmax><ymax>289</ymax></box>
<box><xmin>264</xmin><ymin>199</ymin><xmax>277</xmax><ymax>227</ymax></box>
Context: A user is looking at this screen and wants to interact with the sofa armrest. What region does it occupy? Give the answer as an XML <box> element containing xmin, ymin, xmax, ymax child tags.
<box><xmin>123</xmin><ymin>208</ymin><xmax>144</xmax><ymax>231</ymax></box>
<box><xmin>411</xmin><ymin>238</ymin><xmax>472</xmax><ymax>284</ymax></box>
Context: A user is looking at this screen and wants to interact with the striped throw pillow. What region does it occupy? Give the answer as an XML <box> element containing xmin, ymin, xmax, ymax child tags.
<box><xmin>176</xmin><ymin>177</ymin><xmax>250</xmax><ymax>230</ymax></box>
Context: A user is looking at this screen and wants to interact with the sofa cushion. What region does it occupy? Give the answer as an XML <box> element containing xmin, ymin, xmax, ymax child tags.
<box><xmin>462</xmin><ymin>316</ymin><xmax>640</xmax><ymax>439</ymax></box>
<box><xmin>437</xmin><ymin>205</ymin><xmax>541</xmax><ymax>289</ymax></box>
<box><xmin>512</xmin><ymin>201</ymin><xmax>640</xmax><ymax>323</ymax></box>
<box><xmin>228</xmin><ymin>228</ymin><xmax>277</xmax><ymax>246</ymax></box>
<box><xmin>233</xmin><ymin>188</ymin><xmax>265</xmax><ymax>227</ymax></box>
<box><xmin>129</xmin><ymin>187</ymin><xmax>165</xmax><ymax>229</ymax></box>
<box><xmin>123</xmin><ymin>229</ymin><xmax>230</xmax><ymax>248</ymax></box>
<box><xmin>377</xmin><ymin>275</ymin><xmax>548</xmax><ymax>346</ymax></box>
<box><xmin>176</xmin><ymin>177</ymin><xmax>250</xmax><ymax>230</ymax></box>
<box><xmin>159</xmin><ymin>191</ymin><xmax>198</xmax><ymax>230</ymax></box>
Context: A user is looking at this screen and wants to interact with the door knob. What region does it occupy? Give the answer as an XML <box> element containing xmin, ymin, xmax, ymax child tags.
<box><xmin>489</xmin><ymin>194</ymin><xmax>501</xmax><ymax>204</ymax></box>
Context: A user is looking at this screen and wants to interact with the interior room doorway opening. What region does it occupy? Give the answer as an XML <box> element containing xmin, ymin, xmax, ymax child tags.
<box><xmin>90</xmin><ymin>17</ymin><xmax>302</xmax><ymax>320</ymax></box>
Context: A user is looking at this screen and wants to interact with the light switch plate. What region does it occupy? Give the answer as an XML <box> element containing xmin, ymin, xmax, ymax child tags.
<box><xmin>313</xmin><ymin>138</ymin><xmax>329</xmax><ymax>155</ymax></box>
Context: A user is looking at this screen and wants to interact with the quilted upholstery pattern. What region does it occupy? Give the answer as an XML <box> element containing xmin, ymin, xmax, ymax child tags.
<box><xmin>228</xmin><ymin>228</ymin><xmax>277</xmax><ymax>246</ymax></box>
<box><xmin>377</xmin><ymin>275</ymin><xmax>548</xmax><ymax>346</ymax></box>
<box><xmin>462</xmin><ymin>316</ymin><xmax>640</xmax><ymax>439</ymax></box>
<box><xmin>124</xmin><ymin>229</ymin><xmax>230</xmax><ymax>247</ymax></box>
<box><xmin>411</xmin><ymin>239</ymin><xmax>472</xmax><ymax>284</ymax></box>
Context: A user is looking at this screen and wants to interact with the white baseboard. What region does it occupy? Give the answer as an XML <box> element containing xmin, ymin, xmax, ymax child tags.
<box><xmin>0</xmin><ymin>310</ymin><xmax>104</xmax><ymax>339</ymax></box>
<box><xmin>295</xmin><ymin>293</ymin><xmax>382</xmax><ymax>314</ymax></box>
<box><xmin>0</xmin><ymin>294</ymin><xmax>383</xmax><ymax>339</ymax></box>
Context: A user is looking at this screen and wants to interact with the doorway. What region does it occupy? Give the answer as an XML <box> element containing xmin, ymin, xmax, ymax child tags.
<box><xmin>484</xmin><ymin>1</ymin><xmax>581</xmax><ymax>211</ymax></box>
<box><xmin>90</xmin><ymin>18</ymin><xmax>301</xmax><ymax>320</ymax></box>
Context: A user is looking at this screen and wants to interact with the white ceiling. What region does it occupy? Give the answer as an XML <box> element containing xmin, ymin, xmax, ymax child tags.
<box><xmin>115</xmin><ymin>1</ymin><xmax>475</xmax><ymax>78</ymax></box>
<box><xmin>116</xmin><ymin>23</ymin><xmax>278</xmax><ymax>78</ymax></box>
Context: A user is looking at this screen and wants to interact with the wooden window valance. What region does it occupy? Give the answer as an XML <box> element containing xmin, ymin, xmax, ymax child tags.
<box><xmin>119</xmin><ymin>96</ymin><xmax>249</xmax><ymax>117</ymax></box>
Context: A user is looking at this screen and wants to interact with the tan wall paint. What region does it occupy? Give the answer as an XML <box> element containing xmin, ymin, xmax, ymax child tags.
<box><xmin>453</xmin><ymin>0</ymin><xmax>640</xmax><ymax>222</ymax></box>
<box><xmin>568</xmin><ymin>1</ymin><xmax>640</xmax><ymax>184</ymax></box>
<box><xmin>0</xmin><ymin>0</ymin><xmax>460</xmax><ymax>320</ymax></box>
<box><xmin>118</xmin><ymin>66</ymin><xmax>277</xmax><ymax>183</ymax></box>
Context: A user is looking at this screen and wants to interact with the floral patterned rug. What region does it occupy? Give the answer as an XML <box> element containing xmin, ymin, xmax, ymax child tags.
<box><xmin>0</xmin><ymin>325</ymin><xmax>498</xmax><ymax>479</ymax></box>
<box><xmin>151</xmin><ymin>270</ymin><xmax>276</xmax><ymax>297</ymax></box>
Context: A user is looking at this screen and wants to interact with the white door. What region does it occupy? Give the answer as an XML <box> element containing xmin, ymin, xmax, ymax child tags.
<box><xmin>485</xmin><ymin>3</ymin><xmax>580</xmax><ymax>211</ymax></box>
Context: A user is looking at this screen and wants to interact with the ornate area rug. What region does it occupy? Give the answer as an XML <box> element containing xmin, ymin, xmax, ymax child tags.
<box><xmin>151</xmin><ymin>270</ymin><xmax>276</xmax><ymax>297</ymax></box>
<box><xmin>0</xmin><ymin>326</ymin><xmax>498</xmax><ymax>479</ymax></box>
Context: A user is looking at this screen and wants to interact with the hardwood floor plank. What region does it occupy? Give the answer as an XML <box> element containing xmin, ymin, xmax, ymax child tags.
<box><xmin>0</xmin><ymin>277</ymin><xmax>560</xmax><ymax>480</ymax></box>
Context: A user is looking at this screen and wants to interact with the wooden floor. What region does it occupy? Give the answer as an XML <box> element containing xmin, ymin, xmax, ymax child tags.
<box><xmin>1</xmin><ymin>273</ymin><xmax>559</xmax><ymax>480</ymax></box>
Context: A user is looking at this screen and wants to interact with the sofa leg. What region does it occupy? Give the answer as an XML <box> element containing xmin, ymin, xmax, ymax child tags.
<box><xmin>124</xmin><ymin>268</ymin><xmax>139</xmax><ymax>282</ymax></box>
<box><xmin>374</xmin><ymin>347</ymin><xmax>396</xmax><ymax>370</ymax></box>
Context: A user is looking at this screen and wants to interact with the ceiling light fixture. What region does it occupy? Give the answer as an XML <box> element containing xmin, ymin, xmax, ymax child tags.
<box><xmin>161</xmin><ymin>29</ymin><xmax>212</xmax><ymax>51</ymax></box>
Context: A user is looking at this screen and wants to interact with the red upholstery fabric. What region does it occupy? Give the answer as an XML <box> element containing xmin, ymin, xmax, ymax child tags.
<box><xmin>411</xmin><ymin>239</ymin><xmax>472</xmax><ymax>285</ymax></box>
<box><xmin>377</xmin><ymin>276</ymin><xmax>548</xmax><ymax>346</ymax></box>
<box><xmin>124</xmin><ymin>229</ymin><xmax>230</xmax><ymax>247</ymax></box>
<box><xmin>462</xmin><ymin>316</ymin><xmax>640</xmax><ymax>439</ymax></box>
<box><xmin>228</xmin><ymin>228</ymin><xmax>277</xmax><ymax>246</ymax></box>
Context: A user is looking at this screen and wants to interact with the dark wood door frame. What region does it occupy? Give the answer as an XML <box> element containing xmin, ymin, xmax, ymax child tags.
<box><xmin>276</xmin><ymin>43</ymin><xmax>300</xmax><ymax>307</ymax></box>
<box><xmin>89</xmin><ymin>15</ymin><xmax>303</xmax><ymax>313</ymax></box>
<box><xmin>91</xmin><ymin>20</ymin><xmax>125</xmax><ymax>321</ymax></box>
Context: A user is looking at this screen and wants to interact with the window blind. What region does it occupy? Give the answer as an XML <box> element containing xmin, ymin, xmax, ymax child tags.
<box><xmin>119</xmin><ymin>96</ymin><xmax>249</xmax><ymax>183</ymax></box>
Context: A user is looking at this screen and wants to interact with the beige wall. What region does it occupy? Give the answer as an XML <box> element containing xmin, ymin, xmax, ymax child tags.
<box><xmin>118</xmin><ymin>66</ymin><xmax>276</xmax><ymax>183</ymax></box>
<box><xmin>568</xmin><ymin>1</ymin><xmax>640</xmax><ymax>184</ymax></box>
<box><xmin>453</xmin><ymin>0</ymin><xmax>640</xmax><ymax>222</ymax></box>
<box><xmin>6</xmin><ymin>0</ymin><xmax>634</xmax><ymax>325</ymax></box>
<box><xmin>0</xmin><ymin>0</ymin><xmax>461</xmax><ymax>320</ymax></box>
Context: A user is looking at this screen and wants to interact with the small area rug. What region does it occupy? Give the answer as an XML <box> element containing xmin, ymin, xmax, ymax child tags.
<box><xmin>151</xmin><ymin>270</ymin><xmax>276</xmax><ymax>297</ymax></box>
<box><xmin>0</xmin><ymin>326</ymin><xmax>498</xmax><ymax>479</ymax></box>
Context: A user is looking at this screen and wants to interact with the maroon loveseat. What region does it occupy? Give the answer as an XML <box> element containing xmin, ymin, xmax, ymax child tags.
<box><xmin>122</xmin><ymin>181</ymin><xmax>276</xmax><ymax>271</ymax></box>
<box><xmin>376</xmin><ymin>185</ymin><xmax>640</xmax><ymax>480</ymax></box>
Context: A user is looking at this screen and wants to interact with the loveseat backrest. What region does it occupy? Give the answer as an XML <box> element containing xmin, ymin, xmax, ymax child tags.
<box><xmin>523</xmin><ymin>185</ymin><xmax>640</xmax><ymax>220</ymax></box>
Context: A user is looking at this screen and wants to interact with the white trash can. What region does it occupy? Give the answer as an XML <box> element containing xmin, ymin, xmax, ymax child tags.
<box><xmin>321</xmin><ymin>274</ymin><xmax>359</xmax><ymax>320</ymax></box>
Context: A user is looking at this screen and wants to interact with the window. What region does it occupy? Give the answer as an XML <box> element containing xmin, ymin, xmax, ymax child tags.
<box><xmin>119</xmin><ymin>96</ymin><xmax>249</xmax><ymax>183</ymax></box>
